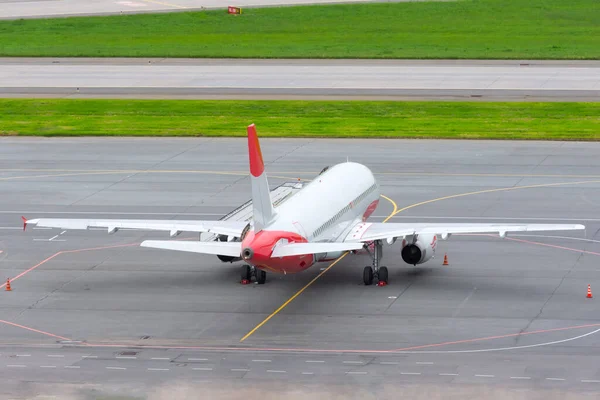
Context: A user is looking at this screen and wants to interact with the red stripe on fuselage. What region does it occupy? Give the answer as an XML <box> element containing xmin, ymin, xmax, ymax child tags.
<box><xmin>241</xmin><ymin>230</ymin><xmax>313</xmax><ymax>274</ymax></box>
<box><xmin>363</xmin><ymin>199</ymin><xmax>379</xmax><ymax>221</ymax></box>
<box><xmin>247</xmin><ymin>124</ymin><xmax>265</xmax><ymax>177</ymax></box>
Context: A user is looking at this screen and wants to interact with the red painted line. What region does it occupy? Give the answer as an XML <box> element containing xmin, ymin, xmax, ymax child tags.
<box><xmin>505</xmin><ymin>237</ymin><xmax>600</xmax><ymax>256</ymax></box>
<box><xmin>391</xmin><ymin>323</ymin><xmax>600</xmax><ymax>352</ymax></box>
<box><xmin>0</xmin><ymin>319</ymin><xmax>72</xmax><ymax>341</ymax></box>
<box><xmin>0</xmin><ymin>242</ymin><xmax>139</xmax><ymax>289</ymax></box>
<box><xmin>76</xmin><ymin>322</ymin><xmax>600</xmax><ymax>354</ymax></box>
<box><xmin>0</xmin><ymin>252</ymin><xmax>61</xmax><ymax>289</ymax></box>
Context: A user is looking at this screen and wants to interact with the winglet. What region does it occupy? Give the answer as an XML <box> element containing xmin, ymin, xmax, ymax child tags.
<box><xmin>21</xmin><ymin>216</ymin><xmax>27</xmax><ymax>231</ymax></box>
<box><xmin>247</xmin><ymin>124</ymin><xmax>265</xmax><ymax>177</ymax></box>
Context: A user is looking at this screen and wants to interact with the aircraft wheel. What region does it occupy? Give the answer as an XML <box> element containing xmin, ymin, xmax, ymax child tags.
<box><xmin>241</xmin><ymin>265</ymin><xmax>252</xmax><ymax>282</ymax></box>
<box><xmin>256</xmin><ymin>269</ymin><xmax>267</xmax><ymax>284</ymax></box>
<box><xmin>363</xmin><ymin>266</ymin><xmax>373</xmax><ymax>285</ymax></box>
<box><xmin>378</xmin><ymin>266</ymin><xmax>388</xmax><ymax>285</ymax></box>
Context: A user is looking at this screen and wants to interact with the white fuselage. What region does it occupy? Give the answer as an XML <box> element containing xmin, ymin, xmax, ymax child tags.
<box><xmin>269</xmin><ymin>162</ymin><xmax>380</xmax><ymax>242</ymax></box>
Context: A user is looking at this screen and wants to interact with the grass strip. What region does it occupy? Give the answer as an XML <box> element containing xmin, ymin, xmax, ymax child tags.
<box><xmin>0</xmin><ymin>0</ymin><xmax>599</xmax><ymax>59</ymax></box>
<box><xmin>1</xmin><ymin>99</ymin><xmax>599</xmax><ymax>140</ymax></box>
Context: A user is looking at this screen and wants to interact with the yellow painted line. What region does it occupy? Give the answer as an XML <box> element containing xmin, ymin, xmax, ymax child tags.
<box><xmin>239</xmin><ymin>178</ymin><xmax>600</xmax><ymax>342</ymax></box>
<box><xmin>239</xmin><ymin>253</ymin><xmax>348</xmax><ymax>343</ymax></box>
<box><xmin>391</xmin><ymin>179</ymin><xmax>600</xmax><ymax>217</ymax></box>
<box><xmin>380</xmin><ymin>194</ymin><xmax>398</xmax><ymax>223</ymax></box>
<box><xmin>140</xmin><ymin>0</ymin><xmax>187</xmax><ymax>9</ymax></box>
<box><xmin>4</xmin><ymin>168</ymin><xmax>600</xmax><ymax>180</ymax></box>
<box><xmin>239</xmin><ymin>193</ymin><xmax>398</xmax><ymax>343</ymax></box>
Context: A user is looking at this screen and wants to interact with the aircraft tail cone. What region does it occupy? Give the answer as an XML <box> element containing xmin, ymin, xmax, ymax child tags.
<box><xmin>443</xmin><ymin>254</ymin><xmax>449</xmax><ymax>266</ymax></box>
<box><xmin>587</xmin><ymin>284</ymin><xmax>593</xmax><ymax>298</ymax></box>
<box><xmin>5</xmin><ymin>278</ymin><xmax>11</xmax><ymax>291</ymax></box>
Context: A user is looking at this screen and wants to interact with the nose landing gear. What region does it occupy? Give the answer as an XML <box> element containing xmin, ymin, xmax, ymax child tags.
<box><xmin>240</xmin><ymin>265</ymin><xmax>267</xmax><ymax>285</ymax></box>
<box><xmin>363</xmin><ymin>240</ymin><xmax>388</xmax><ymax>286</ymax></box>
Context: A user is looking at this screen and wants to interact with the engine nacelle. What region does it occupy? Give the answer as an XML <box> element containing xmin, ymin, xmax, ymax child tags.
<box><xmin>401</xmin><ymin>234</ymin><xmax>437</xmax><ymax>265</ymax></box>
<box><xmin>314</xmin><ymin>251</ymin><xmax>344</xmax><ymax>262</ymax></box>
<box><xmin>216</xmin><ymin>234</ymin><xmax>242</xmax><ymax>263</ymax></box>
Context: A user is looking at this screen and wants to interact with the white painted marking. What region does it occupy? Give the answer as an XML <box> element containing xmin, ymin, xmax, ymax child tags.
<box><xmin>401</xmin><ymin>372</ymin><xmax>421</xmax><ymax>375</ymax></box>
<box><xmin>33</xmin><ymin>227</ymin><xmax>52</xmax><ymax>230</ymax></box>
<box><xmin>267</xmin><ymin>370</ymin><xmax>286</xmax><ymax>373</ymax></box>
<box><xmin>475</xmin><ymin>374</ymin><xmax>495</xmax><ymax>378</ymax></box>
<box><xmin>546</xmin><ymin>378</ymin><xmax>565</xmax><ymax>381</ymax></box>
<box><xmin>252</xmin><ymin>359</ymin><xmax>272</xmax><ymax>363</ymax></box>
<box><xmin>33</xmin><ymin>238</ymin><xmax>66</xmax><ymax>242</ymax></box>
<box><xmin>16</xmin><ymin>354</ymin><xmax>30</xmax><ymax>357</ymax></box>
<box><xmin>151</xmin><ymin>357</ymin><xmax>170</xmax><ymax>360</ymax></box>
<box><xmin>510</xmin><ymin>376</ymin><xmax>531</xmax><ymax>380</ymax></box>
<box><xmin>7</xmin><ymin>365</ymin><xmax>26</xmax><ymax>367</ymax></box>
<box><xmin>0</xmin><ymin>227</ymin><xmax>20</xmax><ymax>230</ymax></box>
<box><xmin>416</xmin><ymin>362</ymin><xmax>434</xmax><ymax>365</ymax></box>
<box><xmin>64</xmin><ymin>366</ymin><xmax>80</xmax><ymax>369</ymax></box>
<box><xmin>452</xmin><ymin>287</ymin><xmax>477</xmax><ymax>318</ymax></box>
<box><xmin>106</xmin><ymin>367</ymin><xmax>126</xmax><ymax>370</ymax></box>
<box><xmin>48</xmin><ymin>234</ymin><xmax>60</xmax><ymax>241</ymax></box>
<box><xmin>192</xmin><ymin>367</ymin><xmax>213</xmax><ymax>371</ymax></box>
<box><xmin>40</xmin><ymin>365</ymin><xmax>56</xmax><ymax>368</ymax></box>
<box><xmin>347</xmin><ymin>371</ymin><xmax>367</xmax><ymax>375</ymax></box>
<box><xmin>581</xmin><ymin>380</ymin><xmax>600</xmax><ymax>383</ymax></box>
<box><xmin>231</xmin><ymin>368</ymin><xmax>249</xmax><ymax>372</ymax></box>
<box><xmin>301</xmin><ymin>372</ymin><xmax>314</xmax><ymax>375</ymax></box>
<box><xmin>343</xmin><ymin>361</ymin><xmax>363</xmax><ymax>364</ymax></box>
<box><xmin>439</xmin><ymin>373</ymin><xmax>459</xmax><ymax>376</ymax></box>
<box><xmin>397</xmin><ymin>327</ymin><xmax>600</xmax><ymax>354</ymax></box>
<box><xmin>82</xmin><ymin>355</ymin><xmax>97</xmax><ymax>359</ymax></box>
<box><xmin>374</xmin><ymin>215</ymin><xmax>600</xmax><ymax>222</ymax></box>
<box><xmin>116</xmin><ymin>356</ymin><xmax>137</xmax><ymax>359</ymax></box>
<box><xmin>380</xmin><ymin>361</ymin><xmax>399</xmax><ymax>365</ymax></box>
<box><xmin>388</xmin><ymin>296</ymin><xmax>397</xmax><ymax>299</ymax></box>
<box><xmin>47</xmin><ymin>355</ymin><xmax>64</xmax><ymax>358</ymax></box>
<box><xmin>147</xmin><ymin>368</ymin><xmax>169</xmax><ymax>371</ymax></box>
<box><xmin>305</xmin><ymin>360</ymin><xmax>325</xmax><ymax>363</ymax></box>
<box><xmin>188</xmin><ymin>358</ymin><xmax>208</xmax><ymax>361</ymax></box>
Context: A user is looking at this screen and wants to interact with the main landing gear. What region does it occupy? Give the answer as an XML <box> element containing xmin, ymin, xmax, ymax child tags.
<box><xmin>241</xmin><ymin>265</ymin><xmax>266</xmax><ymax>285</ymax></box>
<box><xmin>363</xmin><ymin>240</ymin><xmax>388</xmax><ymax>286</ymax></box>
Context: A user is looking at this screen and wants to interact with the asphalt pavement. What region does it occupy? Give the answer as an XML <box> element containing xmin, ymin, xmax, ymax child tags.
<box><xmin>0</xmin><ymin>137</ymin><xmax>599</xmax><ymax>398</ymax></box>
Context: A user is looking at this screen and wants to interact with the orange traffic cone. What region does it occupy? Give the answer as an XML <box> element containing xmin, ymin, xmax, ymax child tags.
<box><xmin>443</xmin><ymin>254</ymin><xmax>449</xmax><ymax>266</ymax></box>
<box><xmin>587</xmin><ymin>284</ymin><xmax>593</xmax><ymax>298</ymax></box>
<box><xmin>5</xmin><ymin>278</ymin><xmax>11</xmax><ymax>292</ymax></box>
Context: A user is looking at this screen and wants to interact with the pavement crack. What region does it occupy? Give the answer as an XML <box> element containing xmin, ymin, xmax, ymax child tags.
<box><xmin>384</xmin><ymin>280</ymin><xmax>414</xmax><ymax>312</ymax></box>
<box><xmin>515</xmin><ymin>249</ymin><xmax>583</xmax><ymax>344</ymax></box>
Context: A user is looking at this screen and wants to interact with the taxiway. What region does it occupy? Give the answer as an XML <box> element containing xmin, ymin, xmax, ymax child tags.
<box><xmin>1</xmin><ymin>58</ymin><xmax>599</xmax><ymax>101</ymax></box>
<box><xmin>0</xmin><ymin>137</ymin><xmax>599</xmax><ymax>398</ymax></box>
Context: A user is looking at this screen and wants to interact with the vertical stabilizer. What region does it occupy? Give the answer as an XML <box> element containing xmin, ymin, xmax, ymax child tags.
<box><xmin>247</xmin><ymin>124</ymin><xmax>276</xmax><ymax>231</ymax></box>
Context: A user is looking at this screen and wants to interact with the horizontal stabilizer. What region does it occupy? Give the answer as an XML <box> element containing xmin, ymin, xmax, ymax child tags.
<box><xmin>271</xmin><ymin>242</ymin><xmax>364</xmax><ymax>258</ymax></box>
<box><xmin>141</xmin><ymin>240</ymin><xmax>241</xmax><ymax>257</ymax></box>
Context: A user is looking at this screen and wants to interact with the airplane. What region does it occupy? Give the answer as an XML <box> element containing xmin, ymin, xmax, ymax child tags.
<box><xmin>23</xmin><ymin>124</ymin><xmax>585</xmax><ymax>286</ymax></box>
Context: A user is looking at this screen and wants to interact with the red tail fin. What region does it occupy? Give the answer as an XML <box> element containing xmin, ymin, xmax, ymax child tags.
<box><xmin>247</xmin><ymin>124</ymin><xmax>275</xmax><ymax>231</ymax></box>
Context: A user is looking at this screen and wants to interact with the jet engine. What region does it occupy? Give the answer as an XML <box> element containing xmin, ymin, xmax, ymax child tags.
<box><xmin>400</xmin><ymin>234</ymin><xmax>437</xmax><ymax>265</ymax></box>
<box><xmin>216</xmin><ymin>234</ymin><xmax>242</xmax><ymax>263</ymax></box>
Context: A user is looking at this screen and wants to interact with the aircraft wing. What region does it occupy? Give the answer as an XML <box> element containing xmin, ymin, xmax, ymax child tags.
<box><xmin>23</xmin><ymin>217</ymin><xmax>247</xmax><ymax>238</ymax></box>
<box><xmin>345</xmin><ymin>222</ymin><xmax>586</xmax><ymax>243</ymax></box>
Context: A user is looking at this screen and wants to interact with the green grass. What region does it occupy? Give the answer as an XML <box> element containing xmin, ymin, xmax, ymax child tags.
<box><xmin>0</xmin><ymin>0</ymin><xmax>598</xmax><ymax>59</ymax></box>
<box><xmin>1</xmin><ymin>99</ymin><xmax>599</xmax><ymax>140</ymax></box>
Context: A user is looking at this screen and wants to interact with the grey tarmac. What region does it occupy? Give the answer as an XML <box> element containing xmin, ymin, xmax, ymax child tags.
<box><xmin>0</xmin><ymin>0</ymin><xmax>450</xmax><ymax>20</ymax></box>
<box><xmin>0</xmin><ymin>137</ymin><xmax>599</xmax><ymax>398</ymax></box>
<box><xmin>1</xmin><ymin>58</ymin><xmax>599</xmax><ymax>101</ymax></box>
